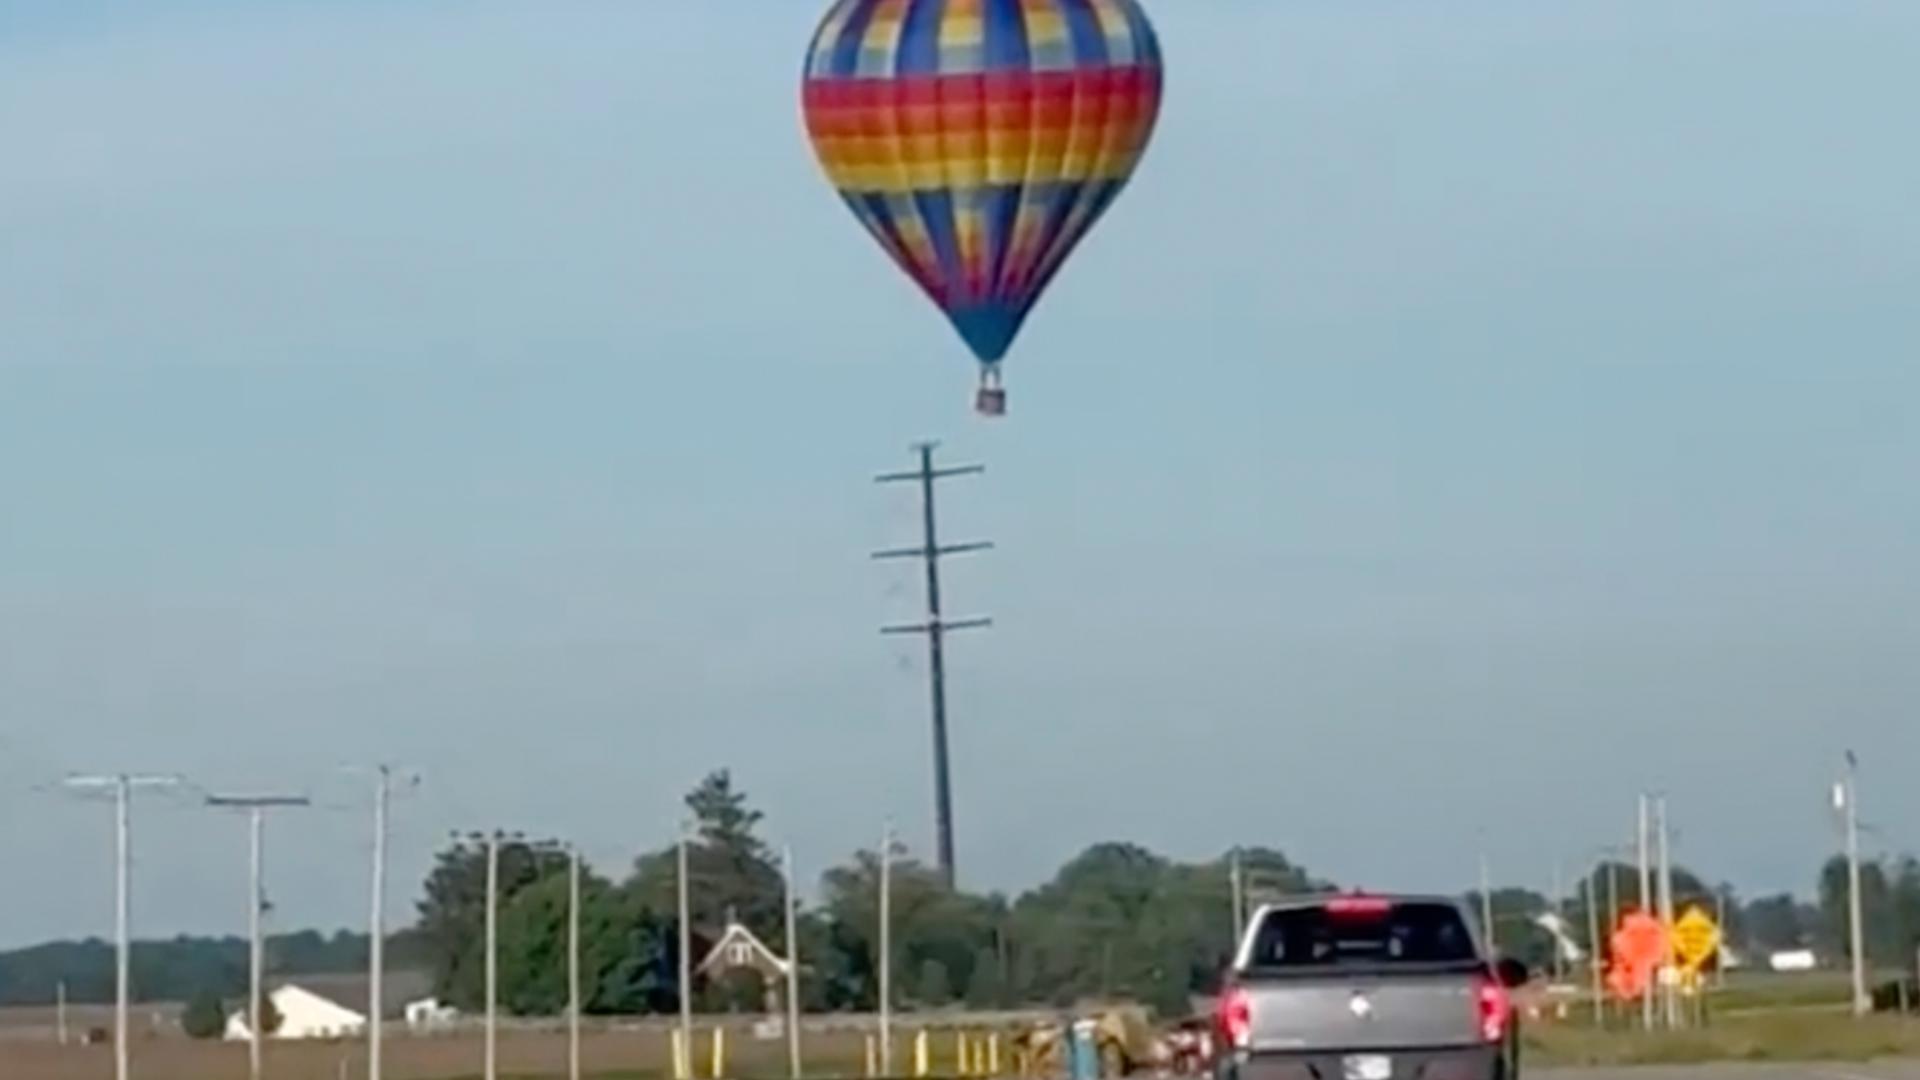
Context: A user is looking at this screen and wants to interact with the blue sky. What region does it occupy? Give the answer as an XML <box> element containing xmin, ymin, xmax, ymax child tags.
<box><xmin>1</xmin><ymin>0</ymin><xmax>1916</xmax><ymax>946</ymax></box>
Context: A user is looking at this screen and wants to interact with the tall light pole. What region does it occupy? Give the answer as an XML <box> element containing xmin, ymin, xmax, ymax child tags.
<box><xmin>1836</xmin><ymin>753</ymin><xmax>1870</xmax><ymax>1017</ymax></box>
<box><xmin>784</xmin><ymin>845</ymin><xmax>802</xmax><ymax>1080</ymax></box>
<box><xmin>1477</xmin><ymin>853</ymin><xmax>1496</xmax><ymax>955</ymax></box>
<box><xmin>64</xmin><ymin>774</ymin><xmax>180</xmax><ymax>1080</ymax></box>
<box><xmin>878</xmin><ymin>823</ymin><xmax>894</xmax><ymax>1076</ymax></box>
<box><xmin>569</xmin><ymin>846</ymin><xmax>582</xmax><ymax>1080</ymax></box>
<box><xmin>1637</xmin><ymin>794</ymin><xmax>1654</xmax><ymax>1032</ymax></box>
<box><xmin>1584</xmin><ymin>868</ymin><xmax>1604</xmax><ymax>1026</ymax></box>
<box><xmin>1655</xmin><ymin>796</ymin><xmax>1678</xmax><ymax>1029</ymax></box>
<box><xmin>206</xmin><ymin>793</ymin><xmax>309</xmax><ymax>1080</ymax></box>
<box><xmin>361</xmin><ymin>766</ymin><xmax>414</xmax><ymax>1080</ymax></box>
<box><xmin>678</xmin><ymin>827</ymin><xmax>694</xmax><ymax>1075</ymax></box>
<box><xmin>485</xmin><ymin>832</ymin><xmax>505</xmax><ymax>1080</ymax></box>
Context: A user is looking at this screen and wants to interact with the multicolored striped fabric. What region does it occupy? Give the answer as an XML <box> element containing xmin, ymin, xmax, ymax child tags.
<box><xmin>802</xmin><ymin>0</ymin><xmax>1164</xmax><ymax>366</ymax></box>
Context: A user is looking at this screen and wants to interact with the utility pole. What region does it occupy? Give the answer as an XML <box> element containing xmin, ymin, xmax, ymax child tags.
<box><xmin>874</xmin><ymin>442</ymin><xmax>992</xmax><ymax>887</ymax></box>
<box><xmin>56</xmin><ymin>981</ymin><xmax>68</xmax><ymax>1046</ymax></box>
<box><xmin>678</xmin><ymin>829</ymin><xmax>693</xmax><ymax>1074</ymax></box>
<box><xmin>63</xmin><ymin>774</ymin><xmax>179</xmax><ymax>1080</ymax></box>
<box><xmin>569</xmin><ymin>847</ymin><xmax>582</xmax><ymax>1080</ymax></box>
<box><xmin>364</xmin><ymin>766</ymin><xmax>400</xmax><ymax>1080</ymax></box>
<box><xmin>1551</xmin><ymin>859</ymin><xmax>1566</xmax><ymax>985</ymax></box>
<box><xmin>1229</xmin><ymin>848</ymin><xmax>1246</xmax><ymax>943</ymax></box>
<box><xmin>206</xmin><ymin>793</ymin><xmax>310</xmax><ymax>1080</ymax></box>
<box><xmin>1837</xmin><ymin>753</ymin><xmax>1869</xmax><ymax>1017</ymax></box>
<box><xmin>784</xmin><ymin>846</ymin><xmax>802</xmax><ymax>1080</ymax></box>
<box><xmin>1478</xmin><ymin>853</ymin><xmax>1496</xmax><ymax>955</ymax></box>
<box><xmin>878</xmin><ymin>822</ymin><xmax>894</xmax><ymax>1076</ymax></box>
<box><xmin>1585</xmin><ymin>868</ymin><xmax>1604</xmax><ymax>1026</ymax></box>
<box><xmin>1656</xmin><ymin>796</ymin><xmax>1678</xmax><ymax>1029</ymax></box>
<box><xmin>1637</xmin><ymin>794</ymin><xmax>1654</xmax><ymax>1032</ymax></box>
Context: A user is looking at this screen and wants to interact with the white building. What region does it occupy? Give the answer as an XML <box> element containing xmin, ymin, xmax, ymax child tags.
<box><xmin>225</xmin><ymin>984</ymin><xmax>367</xmax><ymax>1041</ymax></box>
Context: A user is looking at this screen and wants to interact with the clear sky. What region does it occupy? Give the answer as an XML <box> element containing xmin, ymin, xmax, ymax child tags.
<box><xmin>1</xmin><ymin>0</ymin><xmax>1916</xmax><ymax>947</ymax></box>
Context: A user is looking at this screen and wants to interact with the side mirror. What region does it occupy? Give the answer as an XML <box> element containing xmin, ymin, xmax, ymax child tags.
<box><xmin>1495</xmin><ymin>958</ymin><xmax>1530</xmax><ymax>989</ymax></box>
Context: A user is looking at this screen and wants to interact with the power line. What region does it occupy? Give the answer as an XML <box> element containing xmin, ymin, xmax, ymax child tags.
<box><xmin>874</xmin><ymin>441</ymin><xmax>991</xmax><ymax>888</ymax></box>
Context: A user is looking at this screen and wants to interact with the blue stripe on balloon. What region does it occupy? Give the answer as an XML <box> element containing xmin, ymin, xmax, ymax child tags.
<box><xmin>896</xmin><ymin>0</ymin><xmax>944</xmax><ymax>77</ymax></box>
<box><xmin>1060</xmin><ymin>0</ymin><xmax>1110</xmax><ymax>68</ymax></box>
<box><xmin>982</xmin><ymin>0</ymin><xmax>1029</xmax><ymax>73</ymax></box>
<box><xmin>823</xmin><ymin>0</ymin><xmax>882</xmax><ymax>79</ymax></box>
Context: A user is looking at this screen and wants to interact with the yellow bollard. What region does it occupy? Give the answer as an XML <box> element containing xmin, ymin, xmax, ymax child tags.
<box><xmin>672</xmin><ymin>1029</ymin><xmax>689</xmax><ymax>1080</ymax></box>
<box><xmin>913</xmin><ymin>1030</ymin><xmax>930</xmax><ymax>1078</ymax></box>
<box><xmin>987</xmin><ymin>1034</ymin><xmax>1000</xmax><ymax>1077</ymax></box>
<box><xmin>711</xmin><ymin>1026</ymin><xmax>726</xmax><ymax>1079</ymax></box>
<box><xmin>865</xmin><ymin>1034</ymin><xmax>879</xmax><ymax>1078</ymax></box>
<box><xmin>955</xmin><ymin>1033</ymin><xmax>970</xmax><ymax>1076</ymax></box>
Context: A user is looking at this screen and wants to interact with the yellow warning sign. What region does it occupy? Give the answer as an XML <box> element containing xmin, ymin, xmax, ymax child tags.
<box><xmin>1670</xmin><ymin>906</ymin><xmax>1721</xmax><ymax>973</ymax></box>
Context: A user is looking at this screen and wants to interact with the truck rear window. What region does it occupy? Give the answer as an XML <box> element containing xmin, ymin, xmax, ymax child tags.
<box><xmin>1245</xmin><ymin>901</ymin><xmax>1478</xmax><ymax>968</ymax></box>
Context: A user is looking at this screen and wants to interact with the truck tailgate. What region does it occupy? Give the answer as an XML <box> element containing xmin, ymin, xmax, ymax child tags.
<box><xmin>1244</xmin><ymin>972</ymin><xmax>1482</xmax><ymax>1045</ymax></box>
<box><xmin>1245</xmin><ymin>974</ymin><xmax>1483</xmax><ymax>1053</ymax></box>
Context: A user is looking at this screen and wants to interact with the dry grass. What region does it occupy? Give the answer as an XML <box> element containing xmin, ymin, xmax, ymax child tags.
<box><xmin>1525</xmin><ymin>1013</ymin><xmax>1920</xmax><ymax>1066</ymax></box>
<box><xmin>4</xmin><ymin>1025</ymin><xmax>911</xmax><ymax>1080</ymax></box>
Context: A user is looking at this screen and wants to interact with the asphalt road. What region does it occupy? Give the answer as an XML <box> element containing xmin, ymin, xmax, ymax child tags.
<box><xmin>1539</xmin><ymin>1066</ymin><xmax>1920</xmax><ymax>1080</ymax></box>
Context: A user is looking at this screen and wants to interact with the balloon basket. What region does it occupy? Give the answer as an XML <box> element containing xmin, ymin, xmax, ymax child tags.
<box><xmin>974</xmin><ymin>386</ymin><xmax>1006</xmax><ymax>417</ymax></box>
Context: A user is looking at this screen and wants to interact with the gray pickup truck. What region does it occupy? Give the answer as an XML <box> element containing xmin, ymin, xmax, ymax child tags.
<box><xmin>1212</xmin><ymin>894</ymin><xmax>1529</xmax><ymax>1080</ymax></box>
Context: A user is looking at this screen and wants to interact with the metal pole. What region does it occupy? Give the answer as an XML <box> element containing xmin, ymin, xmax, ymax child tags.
<box><xmin>785</xmin><ymin>846</ymin><xmax>802</xmax><ymax>1080</ymax></box>
<box><xmin>1638</xmin><ymin>795</ymin><xmax>1653</xmax><ymax>1032</ymax></box>
<box><xmin>56</xmin><ymin>981</ymin><xmax>68</xmax><ymax>1046</ymax></box>
<box><xmin>486</xmin><ymin>833</ymin><xmax>500</xmax><ymax>1080</ymax></box>
<box><xmin>1478</xmin><ymin>853</ymin><xmax>1496</xmax><ymax>955</ymax></box>
<box><xmin>678</xmin><ymin>831</ymin><xmax>693</xmax><ymax>1067</ymax></box>
<box><xmin>1843</xmin><ymin>754</ymin><xmax>1869</xmax><ymax>1017</ymax></box>
<box><xmin>1229</xmin><ymin>849</ymin><xmax>1245</xmax><ymax>942</ymax></box>
<box><xmin>370</xmin><ymin>768</ymin><xmax>390</xmax><ymax>1080</ymax></box>
<box><xmin>1552</xmin><ymin>859</ymin><xmax>1566</xmax><ymax>985</ymax></box>
<box><xmin>874</xmin><ymin>446</ymin><xmax>990</xmax><ymax>890</ymax></box>
<box><xmin>879</xmin><ymin>824</ymin><xmax>893</xmax><ymax>1076</ymax></box>
<box><xmin>115</xmin><ymin>777</ymin><xmax>130</xmax><ymax>1080</ymax></box>
<box><xmin>569</xmin><ymin>848</ymin><xmax>582</xmax><ymax>1080</ymax></box>
<box><xmin>1657</xmin><ymin>796</ymin><xmax>1678</xmax><ymax>1029</ymax></box>
<box><xmin>1585</xmin><ymin>868</ymin><xmax>1604</xmax><ymax>1026</ymax></box>
<box><xmin>63</xmin><ymin>775</ymin><xmax>179</xmax><ymax>1080</ymax></box>
<box><xmin>249</xmin><ymin>808</ymin><xmax>265</xmax><ymax>1080</ymax></box>
<box><xmin>915</xmin><ymin>445</ymin><xmax>957</xmax><ymax>884</ymax></box>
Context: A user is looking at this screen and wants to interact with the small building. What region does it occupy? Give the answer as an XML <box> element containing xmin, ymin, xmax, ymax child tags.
<box><xmin>225</xmin><ymin>985</ymin><xmax>366</xmax><ymax>1041</ymax></box>
<box><xmin>224</xmin><ymin>971</ymin><xmax>432</xmax><ymax>1042</ymax></box>
<box><xmin>404</xmin><ymin>997</ymin><xmax>459</xmax><ymax>1030</ymax></box>
<box><xmin>695</xmin><ymin>916</ymin><xmax>793</xmax><ymax>1015</ymax></box>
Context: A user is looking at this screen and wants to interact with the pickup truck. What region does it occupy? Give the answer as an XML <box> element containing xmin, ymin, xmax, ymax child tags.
<box><xmin>1213</xmin><ymin>894</ymin><xmax>1529</xmax><ymax>1080</ymax></box>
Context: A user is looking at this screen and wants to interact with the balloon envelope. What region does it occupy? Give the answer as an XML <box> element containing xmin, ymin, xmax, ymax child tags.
<box><xmin>802</xmin><ymin>0</ymin><xmax>1164</xmax><ymax>369</ymax></box>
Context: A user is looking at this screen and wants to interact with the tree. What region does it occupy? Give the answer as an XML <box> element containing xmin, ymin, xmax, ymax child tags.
<box><xmin>964</xmin><ymin>945</ymin><xmax>1005</xmax><ymax>1008</ymax></box>
<box><xmin>257</xmin><ymin>991</ymin><xmax>283</xmax><ymax>1036</ymax></box>
<box><xmin>632</xmin><ymin>772</ymin><xmax>785</xmax><ymax>945</ymax></box>
<box><xmin>181</xmin><ymin>991</ymin><xmax>226</xmax><ymax>1040</ymax></box>
<box><xmin>914</xmin><ymin>958</ymin><xmax>953</xmax><ymax>1006</ymax></box>
<box><xmin>415</xmin><ymin>838</ymin><xmax>570</xmax><ymax>1009</ymax></box>
<box><xmin>1743</xmin><ymin>893</ymin><xmax>1818</xmax><ymax>952</ymax></box>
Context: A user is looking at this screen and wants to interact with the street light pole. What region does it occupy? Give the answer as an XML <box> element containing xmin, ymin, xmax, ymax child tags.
<box><xmin>569</xmin><ymin>846</ymin><xmax>582</xmax><ymax>1080</ymax></box>
<box><xmin>1838</xmin><ymin>754</ymin><xmax>1870</xmax><ymax>1017</ymax></box>
<box><xmin>64</xmin><ymin>774</ymin><xmax>179</xmax><ymax>1080</ymax></box>
<box><xmin>205</xmin><ymin>793</ymin><xmax>309</xmax><ymax>1080</ymax></box>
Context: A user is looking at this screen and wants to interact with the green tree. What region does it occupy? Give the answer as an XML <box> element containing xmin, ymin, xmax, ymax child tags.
<box><xmin>964</xmin><ymin>945</ymin><xmax>1005</xmax><ymax>1008</ymax></box>
<box><xmin>181</xmin><ymin>990</ymin><xmax>227</xmax><ymax>1040</ymax></box>
<box><xmin>258</xmin><ymin>991</ymin><xmax>283</xmax><ymax>1036</ymax></box>
<box><xmin>415</xmin><ymin>837</ymin><xmax>570</xmax><ymax>1009</ymax></box>
<box><xmin>914</xmin><ymin>958</ymin><xmax>952</xmax><ymax>1005</ymax></box>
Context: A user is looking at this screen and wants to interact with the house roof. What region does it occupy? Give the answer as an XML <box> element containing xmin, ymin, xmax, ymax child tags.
<box><xmin>694</xmin><ymin>921</ymin><xmax>790</xmax><ymax>979</ymax></box>
<box><xmin>267</xmin><ymin>970</ymin><xmax>433</xmax><ymax>1020</ymax></box>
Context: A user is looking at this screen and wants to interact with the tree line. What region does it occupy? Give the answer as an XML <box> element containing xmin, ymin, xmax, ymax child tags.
<box><xmin>5</xmin><ymin>770</ymin><xmax>1917</xmax><ymax>1013</ymax></box>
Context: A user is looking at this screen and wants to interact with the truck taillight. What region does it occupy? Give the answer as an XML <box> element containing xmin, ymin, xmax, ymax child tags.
<box><xmin>1476</xmin><ymin>976</ymin><xmax>1510</xmax><ymax>1043</ymax></box>
<box><xmin>1216</xmin><ymin>986</ymin><xmax>1253</xmax><ymax>1049</ymax></box>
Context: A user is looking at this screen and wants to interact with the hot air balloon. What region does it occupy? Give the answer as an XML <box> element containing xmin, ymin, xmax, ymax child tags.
<box><xmin>802</xmin><ymin>0</ymin><xmax>1164</xmax><ymax>415</ymax></box>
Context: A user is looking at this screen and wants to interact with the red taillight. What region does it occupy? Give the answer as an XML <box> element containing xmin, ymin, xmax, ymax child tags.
<box><xmin>1215</xmin><ymin>986</ymin><xmax>1253</xmax><ymax>1049</ymax></box>
<box><xmin>1327</xmin><ymin>895</ymin><xmax>1393</xmax><ymax>918</ymax></box>
<box><xmin>1476</xmin><ymin>976</ymin><xmax>1510</xmax><ymax>1043</ymax></box>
